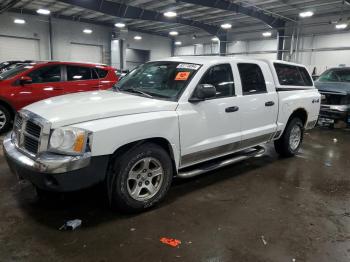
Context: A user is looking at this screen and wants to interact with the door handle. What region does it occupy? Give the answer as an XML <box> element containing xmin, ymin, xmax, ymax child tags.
<box><xmin>43</xmin><ymin>86</ymin><xmax>63</xmax><ymax>91</ymax></box>
<box><xmin>265</xmin><ymin>101</ymin><xmax>275</xmax><ymax>107</ymax></box>
<box><xmin>225</xmin><ymin>106</ymin><xmax>239</xmax><ymax>113</ymax></box>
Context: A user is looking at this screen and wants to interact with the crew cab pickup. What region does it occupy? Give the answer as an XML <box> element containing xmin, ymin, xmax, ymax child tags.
<box><xmin>3</xmin><ymin>56</ymin><xmax>320</xmax><ymax>212</ymax></box>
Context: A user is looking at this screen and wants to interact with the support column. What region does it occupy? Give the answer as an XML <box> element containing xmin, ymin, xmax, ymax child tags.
<box><xmin>171</xmin><ymin>39</ymin><xmax>175</xmax><ymax>57</ymax></box>
<box><xmin>277</xmin><ymin>29</ymin><xmax>285</xmax><ymax>60</ymax></box>
<box><xmin>111</xmin><ymin>39</ymin><xmax>125</xmax><ymax>70</ymax></box>
<box><xmin>48</xmin><ymin>16</ymin><xmax>53</xmax><ymax>60</ymax></box>
<box><xmin>219</xmin><ymin>33</ymin><xmax>227</xmax><ymax>56</ymax></box>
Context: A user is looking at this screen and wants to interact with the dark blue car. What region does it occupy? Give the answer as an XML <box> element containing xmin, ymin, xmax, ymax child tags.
<box><xmin>315</xmin><ymin>67</ymin><xmax>350</xmax><ymax>126</ymax></box>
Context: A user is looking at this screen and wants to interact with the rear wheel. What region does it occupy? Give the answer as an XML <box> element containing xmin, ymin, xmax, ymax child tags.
<box><xmin>107</xmin><ymin>142</ymin><xmax>173</xmax><ymax>212</ymax></box>
<box><xmin>274</xmin><ymin>117</ymin><xmax>304</xmax><ymax>157</ymax></box>
<box><xmin>0</xmin><ymin>105</ymin><xmax>11</xmax><ymax>134</ymax></box>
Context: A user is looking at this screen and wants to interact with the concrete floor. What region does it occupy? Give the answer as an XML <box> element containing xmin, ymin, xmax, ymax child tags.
<box><xmin>0</xmin><ymin>128</ymin><xmax>350</xmax><ymax>262</ymax></box>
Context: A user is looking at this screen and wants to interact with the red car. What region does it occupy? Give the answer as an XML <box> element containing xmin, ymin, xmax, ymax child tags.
<box><xmin>0</xmin><ymin>61</ymin><xmax>118</xmax><ymax>133</ymax></box>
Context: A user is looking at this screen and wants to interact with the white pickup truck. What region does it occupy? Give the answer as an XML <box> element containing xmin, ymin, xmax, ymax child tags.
<box><xmin>3</xmin><ymin>56</ymin><xmax>320</xmax><ymax>212</ymax></box>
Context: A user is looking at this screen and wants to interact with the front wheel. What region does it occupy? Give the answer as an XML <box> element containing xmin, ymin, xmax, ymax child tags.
<box><xmin>107</xmin><ymin>143</ymin><xmax>173</xmax><ymax>212</ymax></box>
<box><xmin>274</xmin><ymin>118</ymin><xmax>304</xmax><ymax>157</ymax></box>
<box><xmin>0</xmin><ymin>105</ymin><xmax>11</xmax><ymax>134</ymax></box>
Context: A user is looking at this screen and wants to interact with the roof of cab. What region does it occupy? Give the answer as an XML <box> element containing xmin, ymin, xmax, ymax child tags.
<box><xmin>154</xmin><ymin>56</ymin><xmax>306</xmax><ymax>68</ymax></box>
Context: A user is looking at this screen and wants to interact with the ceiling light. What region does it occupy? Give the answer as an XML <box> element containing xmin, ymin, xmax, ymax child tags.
<box><xmin>115</xmin><ymin>23</ymin><xmax>126</xmax><ymax>28</ymax></box>
<box><xmin>37</xmin><ymin>9</ymin><xmax>50</xmax><ymax>15</ymax></box>
<box><xmin>169</xmin><ymin>31</ymin><xmax>178</xmax><ymax>36</ymax></box>
<box><xmin>14</xmin><ymin>19</ymin><xmax>25</xmax><ymax>24</ymax></box>
<box><xmin>221</xmin><ymin>23</ymin><xmax>232</xmax><ymax>29</ymax></box>
<box><xmin>83</xmin><ymin>29</ymin><xmax>93</xmax><ymax>34</ymax></box>
<box><xmin>212</xmin><ymin>37</ymin><xmax>220</xmax><ymax>41</ymax></box>
<box><xmin>299</xmin><ymin>11</ymin><xmax>314</xmax><ymax>18</ymax></box>
<box><xmin>164</xmin><ymin>11</ymin><xmax>177</xmax><ymax>18</ymax></box>
<box><xmin>262</xmin><ymin>31</ymin><xmax>272</xmax><ymax>37</ymax></box>
<box><xmin>174</xmin><ymin>41</ymin><xmax>182</xmax><ymax>45</ymax></box>
<box><xmin>336</xmin><ymin>23</ymin><xmax>348</xmax><ymax>29</ymax></box>
<box><xmin>134</xmin><ymin>35</ymin><xmax>142</xmax><ymax>40</ymax></box>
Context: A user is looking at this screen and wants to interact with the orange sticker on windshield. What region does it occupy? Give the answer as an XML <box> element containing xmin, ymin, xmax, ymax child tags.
<box><xmin>175</xmin><ymin>71</ymin><xmax>190</xmax><ymax>81</ymax></box>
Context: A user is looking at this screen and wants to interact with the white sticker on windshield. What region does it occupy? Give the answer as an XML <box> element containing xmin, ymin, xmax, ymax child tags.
<box><xmin>176</xmin><ymin>63</ymin><xmax>200</xmax><ymax>70</ymax></box>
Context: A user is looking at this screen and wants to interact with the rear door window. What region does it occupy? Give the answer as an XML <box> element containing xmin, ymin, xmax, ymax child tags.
<box><xmin>67</xmin><ymin>65</ymin><xmax>92</xmax><ymax>81</ymax></box>
<box><xmin>274</xmin><ymin>63</ymin><xmax>312</xmax><ymax>86</ymax></box>
<box><xmin>238</xmin><ymin>63</ymin><xmax>267</xmax><ymax>95</ymax></box>
<box><xmin>28</xmin><ymin>65</ymin><xmax>61</xmax><ymax>83</ymax></box>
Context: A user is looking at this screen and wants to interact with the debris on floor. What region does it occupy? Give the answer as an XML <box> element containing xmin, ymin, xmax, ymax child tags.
<box><xmin>324</xmin><ymin>162</ymin><xmax>332</xmax><ymax>167</ymax></box>
<box><xmin>130</xmin><ymin>228</ymin><xmax>136</xmax><ymax>232</ymax></box>
<box><xmin>261</xmin><ymin>235</ymin><xmax>267</xmax><ymax>245</ymax></box>
<box><xmin>160</xmin><ymin>237</ymin><xmax>181</xmax><ymax>248</ymax></box>
<box><xmin>59</xmin><ymin>219</ymin><xmax>82</xmax><ymax>231</ymax></box>
<box><xmin>333</xmin><ymin>138</ymin><xmax>338</xmax><ymax>143</ymax></box>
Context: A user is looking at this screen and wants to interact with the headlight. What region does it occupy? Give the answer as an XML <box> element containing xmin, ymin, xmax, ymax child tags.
<box><xmin>49</xmin><ymin>127</ymin><xmax>91</xmax><ymax>155</ymax></box>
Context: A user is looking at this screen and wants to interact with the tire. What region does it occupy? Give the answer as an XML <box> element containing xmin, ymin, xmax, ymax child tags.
<box><xmin>107</xmin><ymin>142</ymin><xmax>173</xmax><ymax>212</ymax></box>
<box><xmin>274</xmin><ymin>117</ymin><xmax>304</xmax><ymax>157</ymax></box>
<box><xmin>0</xmin><ymin>105</ymin><xmax>12</xmax><ymax>134</ymax></box>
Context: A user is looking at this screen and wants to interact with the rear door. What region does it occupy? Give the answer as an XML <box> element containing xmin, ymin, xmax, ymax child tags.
<box><xmin>235</xmin><ymin>62</ymin><xmax>278</xmax><ymax>144</ymax></box>
<box><xmin>18</xmin><ymin>64</ymin><xmax>64</xmax><ymax>107</ymax></box>
<box><xmin>63</xmin><ymin>64</ymin><xmax>100</xmax><ymax>94</ymax></box>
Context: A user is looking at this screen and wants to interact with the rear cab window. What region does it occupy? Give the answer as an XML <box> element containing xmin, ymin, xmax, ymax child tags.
<box><xmin>274</xmin><ymin>63</ymin><xmax>313</xmax><ymax>86</ymax></box>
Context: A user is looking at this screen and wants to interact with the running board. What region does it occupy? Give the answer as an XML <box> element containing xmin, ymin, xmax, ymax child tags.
<box><xmin>177</xmin><ymin>146</ymin><xmax>265</xmax><ymax>179</ymax></box>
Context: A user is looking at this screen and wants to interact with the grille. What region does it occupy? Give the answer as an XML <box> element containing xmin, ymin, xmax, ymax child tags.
<box><xmin>14</xmin><ymin>115</ymin><xmax>23</xmax><ymax>129</ymax></box>
<box><xmin>23</xmin><ymin>135</ymin><xmax>39</xmax><ymax>153</ymax></box>
<box><xmin>13</xmin><ymin>114</ymin><xmax>43</xmax><ymax>156</ymax></box>
<box><xmin>321</xmin><ymin>93</ymin><xmax>349</xmax><ymax>105</ymax></box>
<box><xmin>25</xmin><ymin>121</ymin><xmax>41</xmax><ymax>138</ymax></box>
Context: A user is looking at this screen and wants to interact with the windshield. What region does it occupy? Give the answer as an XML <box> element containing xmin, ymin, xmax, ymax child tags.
<box><xmin>114</xmin><ymin>61</ymin><xmax>201</xmax><ymax>100</ymax></box>
<box><xmin>0</xmin><ymin>64</ymin><xmax>33</xmax><ymax>80</ymax></box>
<box><xmin>318</xmin><ymin>68</ymin><xmax>350</xmax><ymax>83</ymax></box>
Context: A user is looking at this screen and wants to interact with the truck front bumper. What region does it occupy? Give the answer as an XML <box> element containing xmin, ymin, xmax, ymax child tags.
<box><xmin>3</xmin><ymin>133</ymin><xmax>109</xmax><ymax>192</ymax></box>
<box><xmin>319</xmin><ymin>105</ymin><xmax>350</xmax><ymax>123</ymax></box>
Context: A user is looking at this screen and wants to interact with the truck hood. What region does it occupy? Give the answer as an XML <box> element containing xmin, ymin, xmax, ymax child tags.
<box><xmin>24</xmin><ymin>90</ymin><xmax>178</xmax><ymax>128</ymax></box>
<box><xmin>315</xmin><ymin>81</ymin><xmax>350</xmax><ymax>95</ymax></box>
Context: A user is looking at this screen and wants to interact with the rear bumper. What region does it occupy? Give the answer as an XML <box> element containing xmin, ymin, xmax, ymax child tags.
<box><xmin>3</xmin><ymin>133</ymin><xmax>109</xmax><ymax>192</ymax></box>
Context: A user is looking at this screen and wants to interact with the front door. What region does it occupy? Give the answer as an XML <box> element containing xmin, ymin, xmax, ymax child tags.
<box><xmin>17</xmin><ymin>64</ymin><xmax>64</xmax><ymax>108</ymax></box>
<box><xmin>177</xmin><ymin>63</ymin><xmax>242</xmax><ymax>168</ymax></box>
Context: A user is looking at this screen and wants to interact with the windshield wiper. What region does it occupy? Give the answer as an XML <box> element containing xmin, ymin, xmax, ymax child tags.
<box><xmin>122</xmin><ymin>88</ymin><xmax>153</xmax><ymax>98</ymax></box>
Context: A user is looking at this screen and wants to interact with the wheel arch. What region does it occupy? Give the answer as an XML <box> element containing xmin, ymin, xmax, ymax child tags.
<box><xmin>0</xmin><ymin>98</ymin><xmax>16</xmax><ymax>120</ymax></box>
<box><xmin>111</xmin><ymin>137</ymin><xmax>178</xmax><ymax>175</ymax></box>
<box><xmin>287</xmin><ymin>108</ymin><xmax>308</xmax><ymax>127</ymax></box>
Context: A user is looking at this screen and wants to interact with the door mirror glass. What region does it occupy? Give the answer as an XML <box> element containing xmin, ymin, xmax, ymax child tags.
<box><xmin>189</xmin><ymin>84</ymin><xmax>216</xmax><ymax>102</ymax></box>
<box><xmin>19</xmin><ymin>76</ymin><xmax>32</xmax><ymax>85</ymax></box>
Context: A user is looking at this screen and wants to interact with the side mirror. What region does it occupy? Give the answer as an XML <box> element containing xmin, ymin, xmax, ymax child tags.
<box><xmin>189</xmin><ymin>84</ymin><xmax>216</xmax><ymax>102</ymax></box>
<box><xmin>19</xmin><ymin>76</ymin><xmax>32</xmax><ymax>85</ymax></box>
